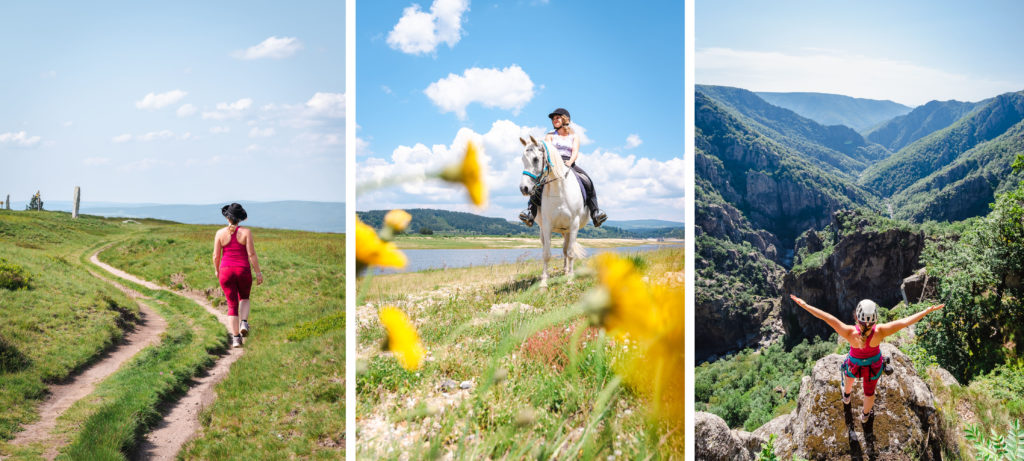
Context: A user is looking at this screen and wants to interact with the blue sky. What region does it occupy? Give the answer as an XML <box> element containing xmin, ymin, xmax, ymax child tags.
<box><xmin>0</xmin><ymin>1</ymin><xmax>344</xmax><ymax>205</ymax></box>
<box><xmin>356</xmin><ymin>0</ymin><xmax>684</xmax><ymax>221</ymax></box>
<box><xmin>698</xmin><ymin>1</ymin><xmax>1024</xmax><ymax>106</ymax></box>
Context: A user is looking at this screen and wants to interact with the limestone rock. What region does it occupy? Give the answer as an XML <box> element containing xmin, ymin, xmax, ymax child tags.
<box><xmin>901</xmin><ymin>268</ymin><xmax>937</xmax><ymax>305</ymax></box>
<box><xmin>695</xmin><ymin>411</ymin><xmax>757</xmax><ymax>461</ymax></box>
<box><xmin>783</xmin><ymin>209</ymin><xmax>926</xmax><ymax>341</ymax></box>
<box><xmin>757</xmin><ymin>344</ymin><xmax>944</xmax><ymax>460</ymax></box>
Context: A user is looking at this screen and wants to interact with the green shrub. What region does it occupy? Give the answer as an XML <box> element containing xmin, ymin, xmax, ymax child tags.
<box><xmin>0</xmin><ymin>257</ymin><xmax>32</xmax><ymax>290</ymax></box>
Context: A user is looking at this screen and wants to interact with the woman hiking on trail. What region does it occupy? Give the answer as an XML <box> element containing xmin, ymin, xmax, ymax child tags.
<box><xmin>789</xmin><ymin>294</ymin><xmax>943</xmax><ymax>422</ymax></box>
<box><xmin>213</xmin><ymin>203</ymin><xmax>264</xmax><ymax>348</ymax></box>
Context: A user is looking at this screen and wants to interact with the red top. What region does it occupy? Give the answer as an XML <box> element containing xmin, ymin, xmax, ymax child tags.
<box><xmin>220</xmin><ymin>227</ymin><xmax>250</xmax><ymax>268</ymax></box>
<box><xmin>850</xmin><ymin>324</ymin><xmax>881</xmax><ymax>359</ymax></box>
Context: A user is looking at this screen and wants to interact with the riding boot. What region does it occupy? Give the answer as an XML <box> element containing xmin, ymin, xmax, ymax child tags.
<box><xmin>518</xmin><ymin>187</ymin><xmax>543</xmax><ymax>227</ymax></box>
<box><xmin>576</xmin><ymin>167</ymin><xmax>607</xmax><ymax>227</ymax></box>
<box><xmin>587</xmin><ymin>193</ymin><xmax>607</xmax><ymax>227</ymax></box>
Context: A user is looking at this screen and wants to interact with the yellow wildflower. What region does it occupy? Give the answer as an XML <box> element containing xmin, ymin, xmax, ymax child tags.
<box><xmin>592</xmin><ymin>253</ymin><xmax>684</xmax><ymax>434</ymax></box>
<box><xmin>593</xmin><ymin>253</ymin><xmax>659</xmax><ymax>340</ymax></box>
<box><xmin>440</xmin><ymin>141</ymin><xmax>487</xmax><ymax>207</ymax></box>
<box><xmin>384</xmin><ymin>209</ymin><xmax>412</xmax><ymax>233</ymax></box>
<box><xmin>355</xmin><ymin>217</ymin><xmax>406</xmax><ymax>270</ymax></box>
<box><xmin>378</xmin><ymin>306</ymin><xmax>426</xmax><ymax>371</ymax></box>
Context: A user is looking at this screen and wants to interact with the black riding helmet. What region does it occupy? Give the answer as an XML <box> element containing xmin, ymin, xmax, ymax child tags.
<box><xmin>548</xmin><ymin>108</ymin><xmax>570</xmax><ymax>119</ymax></box>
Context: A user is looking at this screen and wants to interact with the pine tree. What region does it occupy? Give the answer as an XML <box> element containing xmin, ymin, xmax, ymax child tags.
<box><xmin>26</xmin><ymin>191</ymin><xmax>43</xmax><ymax>211</ymax></box>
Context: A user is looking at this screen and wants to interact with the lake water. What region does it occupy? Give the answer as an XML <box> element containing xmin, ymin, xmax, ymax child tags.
<box><xmin>379</xmin><ymin>243</ymin><xmax>682</xmax><ymax>273</ymax></box>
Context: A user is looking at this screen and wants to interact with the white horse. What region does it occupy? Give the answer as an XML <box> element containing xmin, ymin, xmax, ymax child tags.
<box><xmin>519</xmin><ymin>135</ymin><xmax>587</xmax><ymax>287</ymax></box>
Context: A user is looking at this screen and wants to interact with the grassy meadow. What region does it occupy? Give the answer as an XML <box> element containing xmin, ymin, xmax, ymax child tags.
<box><xmin>0</xmin><ymin>210</ymin><xmax>344</xmax><ymax>460</ymax></box>
<box><xmin>99</xmin><ymin>224</ymin><xmax>345</xmax><ymax>459</ymax></box>
<box><xmin>357</xmin><ymin>247</ymin><xmax>684</xmax><ymax>459</ymax></box>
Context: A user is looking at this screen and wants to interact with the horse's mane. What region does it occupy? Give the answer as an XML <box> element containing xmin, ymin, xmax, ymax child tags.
<box><xmin>542</xmin><ymin>140</ymin><xmax>567</xmax><ymax>180</ymax></box>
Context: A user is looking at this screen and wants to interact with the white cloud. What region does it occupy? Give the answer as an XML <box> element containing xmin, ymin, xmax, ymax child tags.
<box><xmin>696</xmin><ymin>47</ymin><xmax>1023</xmax><ymax>106</ymax></box>
<box><xmin>387</xmin><ymin>0</ymin><xmax>469</xmax><ymax>55</ymax></box>
<box><xmin>381</xmin><ymin>85</ymin><xmax>393</xmax><ymax>95</ymax></box>
<box><xmin>138</xmin><ymin>130</ymin><xmax>174</xmax><ymax>141</ymax></box>
<box><xmin>356</xmin><ymin>136</ymin><xmax>371</xmax><ymax>156</ymax></box>
<box><xmin>305</xmin><ymin>92</ymin><xmax>345</xmax><ymax>118</ymax></box>
<box><xmin>179</xmin><ymin>132</ymin><xmax>194</xmax><ymax>140</ymax></box>
<box><xmin>245</xmin><ymin>144</ymin><xmax>261</xmax><ymax>152</ymax></box>
<box><xmin>424</xmin><ymin>65</ymin><xmax>534</xmax><ymax>119</ymax></box>
<box><xmin>249</xmin><ymin>127</ymin><xmax>276</xmax><ymax>138</ymax></box>
<box><xmin>626</xmin><ymin>134</ymin><xmax>642</xmax><ymax>149</ymax></box>
<box><xmin>63</xmin><ymin>121</ymin><xmax>73</xmax><ymax>127</ymax></box>
<box><xmin>40</xmin><ymin>70</ymin><xmax>56</xmax><ymax>79</ymax></box>
<box><xmin>0</xmin><ymin>131</ymin><xmax>42</xmax><ymax>147</ymax></box>
<box><xmin>233</xmin><ymin>36</ymin><xmax>303</xmax><ymax>59</ymax></box>
<box><xmin>83</xmin><ymin>157</ymin><xmax>111</xmax><ymax>166</ymax></box>
<box><xmin>112</xmin><ymin>133</ymin><xmax>132</xmax><ymax>143</ymax></box>
<box><xmin>357</xmin><ymin>120</ymin><xmax>683</xmax><ymax>220</ymax></box>
<box><xmin>177</xmin><ymin>103</ymin><xmax>197</xmax><ymax>117</ymax></box>
<box><xmin>202</xmin><ymin>98</ymin><xmax>253</xmax><ymax>120</ymax></box>
<box><xmin>210</xmin><ymin>126</ymin><xmax>231</xmax><ymax>134</ymax></box>
<box><xmin>135</xmin><ymin>90</ymin><xmax>187</xmax><ymax>110</ymax></box>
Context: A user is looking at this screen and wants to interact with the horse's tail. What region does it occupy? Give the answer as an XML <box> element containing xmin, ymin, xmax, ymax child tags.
<box><xmin>570</xmin><ymin>241</ymin><xmax>586</xmax><ymax>260</ymax></box>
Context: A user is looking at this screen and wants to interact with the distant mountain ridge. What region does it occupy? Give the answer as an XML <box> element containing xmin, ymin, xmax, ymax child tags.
<box><xmin>865</xmin><ymin>99</ymin><xmax>987</xmax><ymax>152</ymax></box>
<box><xmin>698</xmin><ymin>85</ymin><xmax>890</xmax><ymax>176</ymax></box>
<box><xmin>357</xmin><ymin>208</ymin><xmax>683</xmax><ymax>239</ymax></box>
<box><xmin>755</xmin><ymin>91</ymin><xmax>912</xmax><ymax>132</ymax></box>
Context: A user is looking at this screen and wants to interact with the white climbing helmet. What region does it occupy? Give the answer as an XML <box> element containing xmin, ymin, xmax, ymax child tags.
<box><xmin>855</xmin><ymin>299</ymin><xmax>879</xmax><ymax>326</ymax></box>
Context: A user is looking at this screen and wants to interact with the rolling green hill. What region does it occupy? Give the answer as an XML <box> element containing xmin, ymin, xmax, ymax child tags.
<box><xmin>865</xmin><ymin>99</ymin><xmax>986</xmax><ymax>152</ymax></box>
<box><xmin>860</xmin><ymin>91</ymin><xmax>1024</xmax><ymax>197</ymax></box>
<box><xmin>0</xmin><ymin>210</ymin><xmax>344</xmax><ymax>459</ymax></box>
<box><xmin>696</xmin><ymin>89</ymin><xmax>877</xmax><ymax>246</ymax></box>
<box><xmin>756</xmin><ymin>91</ymin><xmax>912</xmax><ymax>132</ymax></box>
<box><xmin>697</xmin><ymin>85</ymin><xmax>891</xmax><ymax>175</ymax></box>
<box><xmin>356</xmin><ymin>208</ymin><xmax>683</xmax><ymax>239</ymax></box>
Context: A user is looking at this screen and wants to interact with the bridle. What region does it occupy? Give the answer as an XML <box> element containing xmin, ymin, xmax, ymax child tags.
<box><xmin>522</xmin><ymin>141</ymin><xmax>563</xmax><ymax>191</ymax></box>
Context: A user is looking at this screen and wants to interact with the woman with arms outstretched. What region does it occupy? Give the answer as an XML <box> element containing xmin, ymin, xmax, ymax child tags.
<box><xmin>213</xmin><ymin>203</ymin><xmax>264</xmax><ymax>348</ymax></box>
<box><xmin>789</xmin><ymin>294</ymin><xmax>943</xmax><ymax>422</ymax></box>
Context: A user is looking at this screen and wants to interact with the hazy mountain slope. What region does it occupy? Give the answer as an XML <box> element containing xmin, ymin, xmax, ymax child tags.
<box><xmin>860</xmin><ymin>91</ymin><xmax>1024</xmax><ymax>197</ymax></box>
<box><xmin>865</xmin><ymin>99</ymin><xmax>986</xmax><ymax>152</ymax></box>
<box><xmin>890</xmin><ymin>119</ymin><xmax>1024</xmax><ymax>222</ymax></box>
<box><xmin>696</xmin><ymin>90</ymin><xmax>877</xmax><ymax>246</ymax></box>
<box><xmin>698</xmin><ymin>85</ymin><xmax>890</xmax><ymax>175</ymax></box>
<box><xmin>756</xmin><ymin>91</ymin><xmax>912</xmax><ymax>132</ymax></box>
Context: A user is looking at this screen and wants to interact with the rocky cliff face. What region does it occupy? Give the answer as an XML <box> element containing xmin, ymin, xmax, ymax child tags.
<box><xmin>782</xmin><ymin>210</ymin><xmax>925</xmax><ymax>341</ymax></box>
<box><xmin>696</xmin><ymin>180</ymin><xmax>786</xmax><ymax>362</ymax></box>
<box><xmin>697</xmin><ymin>344</ymin><xmax>949</xmax><ymax>460</ymax></box>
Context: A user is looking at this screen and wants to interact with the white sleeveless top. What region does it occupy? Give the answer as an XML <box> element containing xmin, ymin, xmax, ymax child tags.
<box><xmin>548</xmin><ymin>131</ymin><xmax>575</xmax><ymax>158</ymax></box>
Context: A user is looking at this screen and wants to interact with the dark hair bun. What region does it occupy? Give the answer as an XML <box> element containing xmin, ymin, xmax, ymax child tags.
<box><xmin>221</xmin><ymin>203</ymin><xmax>247</xmax><ymax>224</ymax></box>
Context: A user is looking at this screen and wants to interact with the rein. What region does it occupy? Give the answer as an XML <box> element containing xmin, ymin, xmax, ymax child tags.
<box><xmin>522</xmin><ymin>141</ymin><xmax>566</xmax><ymax>190</ymax></box>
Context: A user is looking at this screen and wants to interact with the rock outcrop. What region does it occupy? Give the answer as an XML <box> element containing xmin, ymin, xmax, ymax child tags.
<box><xmin>783</xmin><ymin>210</ymin><xmax>925</xmax><ymax>341</ymax></box>
<box><xmin>698</xmin><ymin>344</ymin><xmax>947</xmax><ymax>460</ymax></box>
<box><xmin>696</xmin><ymin>181</ymin><xmax>786</xmax><ymax>361</ymax></box>
<box><xmin>695</xmin><ymin>411</ymin><xmax>759</xmax><ymax>461</ymax></box>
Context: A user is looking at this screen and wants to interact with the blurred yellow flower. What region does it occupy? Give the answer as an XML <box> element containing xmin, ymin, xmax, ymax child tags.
<box><xmin>593</xmin><ymin>253</ymin><xmax>659</xmax><ymax>340</ymax></box>
<box><xmin>592</xmin><ymin>253</ymin><xmax>684</xmax><ymax>431</ymax></box>
<box><xmin>440</xmin><ymin>141</ymin><xmax>487</xmax><ymax>207</ymax></box>
<box><xmin>355</xmin><ymin>217</ymin><xmax>406</xmax><ymax>269</ymax></box>
<box><xmin>378</xmin><ymin>306</ymin><xmax>426</xmax><ymax>371</ymax></box>
<box><xmin>384</xmin><ymin>209</ymin><xmax>412</xmax><ymax>233</ymax></box>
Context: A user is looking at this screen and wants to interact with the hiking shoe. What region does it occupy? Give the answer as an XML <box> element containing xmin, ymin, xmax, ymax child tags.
<box><xmin>231</xmin><ymin>335</ymin><xmax>243</xmax><ymax>348</ymax></box>
<box><xmin>861</xmin><ymin>409</ymin><xmax>873</xmax><ymax>423</ymax></box>
<box><xmin>842</xmin><ymin>391</ymin><xmax>852</xmax><ymax>405</ymax></box>
<box><xmin>519</xmin><ymin>209</ymin><xmax>535</xmax><ymax>227</ymax></box>
<box><xmin>240</xmin><ymin>320</ymin><xmax>250</xmax><ymax>337</ymax></box>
